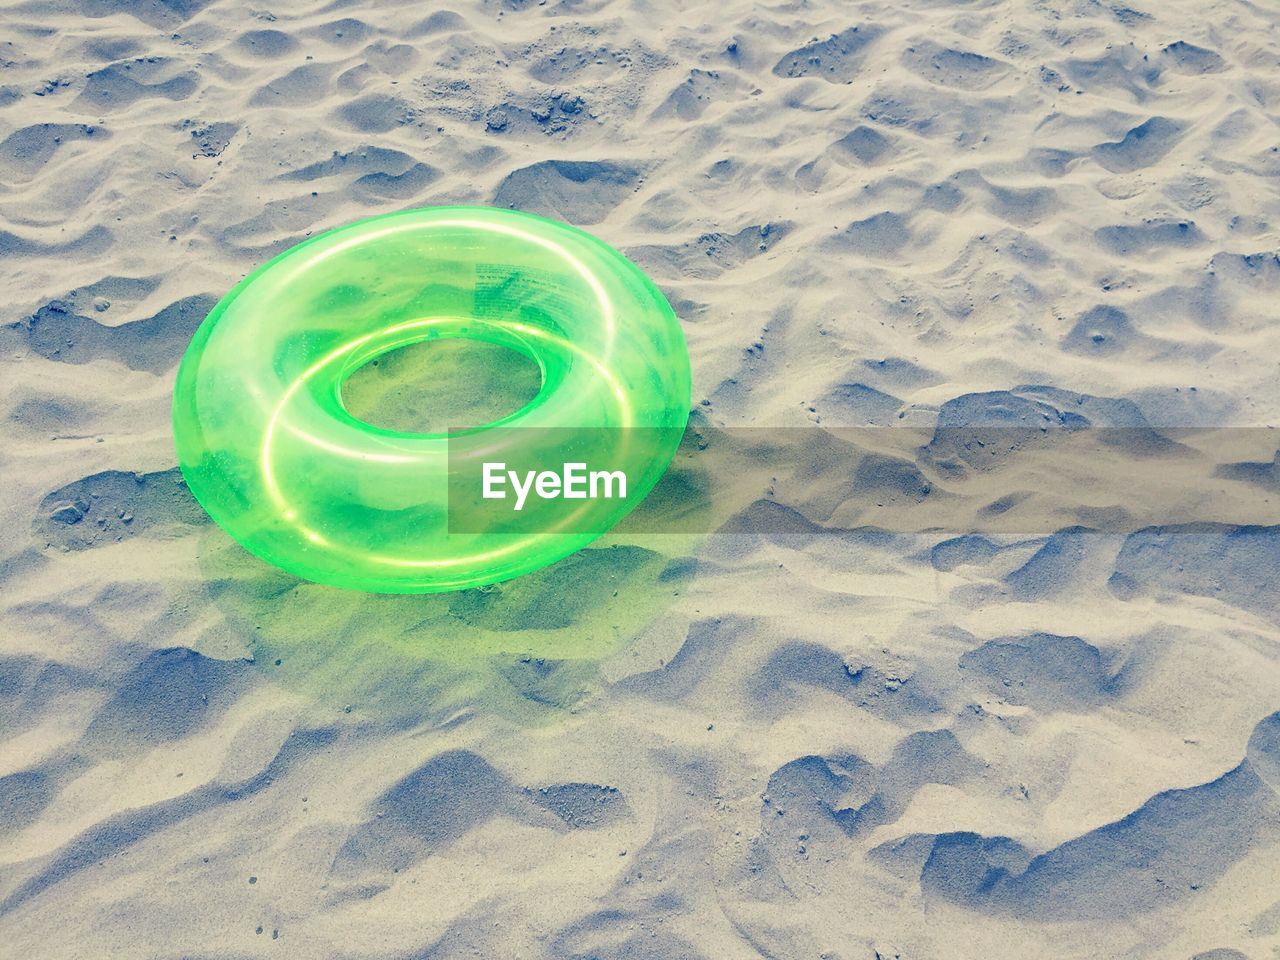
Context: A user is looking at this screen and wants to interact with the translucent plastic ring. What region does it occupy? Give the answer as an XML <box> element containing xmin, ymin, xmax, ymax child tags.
<box><xmin>172</xmin><ymin>206</ymin><xmax>691</xmax><ymax>593</ymax></box>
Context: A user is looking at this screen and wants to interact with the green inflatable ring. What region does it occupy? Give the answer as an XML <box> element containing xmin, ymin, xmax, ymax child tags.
<box><xmin>172</xmin><ymin>206</ymin><xmax>691</xmax><ymax>593</ymax></box>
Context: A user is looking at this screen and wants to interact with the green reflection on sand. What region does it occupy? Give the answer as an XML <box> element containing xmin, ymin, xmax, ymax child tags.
<box><xmin>186</xmin><ymin>421</ymin><xmax>716</xmax><ymax>715</ymax></box>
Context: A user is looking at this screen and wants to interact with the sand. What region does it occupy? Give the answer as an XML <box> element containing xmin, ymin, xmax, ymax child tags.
<box><xmin>3</xmin><ymin>0</ymin><xmax>1280</xmax><ymax>957</ymax></box>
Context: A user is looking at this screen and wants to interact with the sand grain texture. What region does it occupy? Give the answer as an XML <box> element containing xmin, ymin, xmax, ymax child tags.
<box><xmin>2</xmin><ymin>0</ymin><xmax>1280</xmax><ymax>958</ymax></box>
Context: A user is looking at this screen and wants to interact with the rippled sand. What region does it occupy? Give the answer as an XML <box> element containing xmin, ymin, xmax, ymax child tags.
<box><xmin>3</xmin><ymin>1</ymin><xmax>1280</xmax><ymax>957</ymax></box>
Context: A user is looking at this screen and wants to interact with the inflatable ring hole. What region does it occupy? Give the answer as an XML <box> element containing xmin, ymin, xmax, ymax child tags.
<box><xmin>339</xmin><ymin>330</ymin><xmax>545</xmax><ymax>437</ymax></box>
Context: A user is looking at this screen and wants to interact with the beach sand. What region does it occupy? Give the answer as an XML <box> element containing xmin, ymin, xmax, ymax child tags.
<box><xmin>2</xmin><ymin>0</ymin><xmax>1280</xmax><ymax>957</ymax></box>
